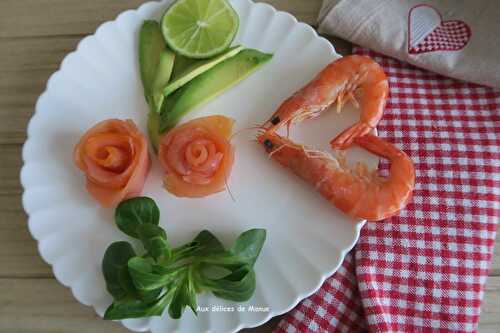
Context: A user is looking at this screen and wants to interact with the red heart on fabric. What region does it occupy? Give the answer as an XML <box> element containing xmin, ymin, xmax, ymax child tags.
<box><xmin>408</xmin><ymin>4</ymin><xmax>471</xmax><ymax>54</ymax></box>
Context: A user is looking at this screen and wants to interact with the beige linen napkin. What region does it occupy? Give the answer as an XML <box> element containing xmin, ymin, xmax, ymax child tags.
<box><xmin>318</xmin><ymin>0</ymin><xmax>500</xmax><ymax>89</ymax></box>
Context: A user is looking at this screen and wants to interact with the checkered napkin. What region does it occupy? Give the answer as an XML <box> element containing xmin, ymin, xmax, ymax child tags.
<box><xmin>275</xmin><ymin>47</ymin><xmax>500</xmax><ymax>332</ymax></box>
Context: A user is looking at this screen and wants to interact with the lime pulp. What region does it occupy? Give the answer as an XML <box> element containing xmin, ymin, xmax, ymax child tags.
<box><xmin>161</xmin><ymin>0</ymin><xmax>239</xmax><ymax>59</ymax></box>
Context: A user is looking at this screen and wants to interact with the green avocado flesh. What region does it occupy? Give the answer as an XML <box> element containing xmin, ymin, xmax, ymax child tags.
<box><xmin>163</xmin><ymin>45</ymin><xmax>244</xmax><ymax>97</ymax></box>
<box><xmin>139</xmin><ymin>20</ymin><xmax>175</xmax><ymax>150</ymax></box>
<box><xmin>147</xmin><ymin>111</ymin><xmax>161</xmax><ymax>152</ymax></box>
<box><xmin>139</xmin><ymin>21</ymin><xmax>170</xmax><ymax>104</ymax></box>
<box><xmin>159</xmin><ymin>49</ymin><xmax>273</xmax><ymax>133</ymax></box>
<box><xmin>151</xmin><ymin>51</ymin><xmax>175</xmax><ymax>113</ymax></box>
<box><xmin>171</xmin><ymin>54</ymin><xmax>198</xmax><ymax>79</ymax></box>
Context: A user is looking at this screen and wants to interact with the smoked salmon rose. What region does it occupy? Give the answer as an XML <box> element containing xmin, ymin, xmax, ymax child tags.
<box><xmin>158</xmin><ymin>115</ymin><xmax>235</xmax><ymax>198</ymax></box>
<box><xmin>74</xmin><ymin>119</ymin><xmax>150</xmax><ymax>207</ymax></box>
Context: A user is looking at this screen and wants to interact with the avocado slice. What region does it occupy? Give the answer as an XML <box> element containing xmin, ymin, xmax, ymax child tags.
<box><xmin>147</xmin><ymin>111</ymin><xmax>161</xmax><ymax>152</ymax></box>
<box><xmin>151</xmin><ymin>51</ymin><xmax>175</xmax><ymax>113</ymax></box>
<box><xmin>163</xmin><ymin>45</ymin><xmax>244</xmax><ymax>97</ymax></box>
<box><xmin>139</xmin><ymin>20</ymin><xmax>168</xmax><ymax>104</ymax></box>
<box><xmin>159</xmin><ymin>49</ymin><xmax>273</xmax><ymax>133</ymax></box>
<box><xmin>147</xmin><ymin>53</ymin><xmax>174</xmax><ymax>151</ymax></box>
<box><xmin>139</xmin><ymin>20</ymin><xmax>175</xmax><ymax>114</ymax></box>
<box><xmin>171</xmin><ymin>54</ymin><xmax>198</xmax><ymax>79</ymax></box>
<box><xmin>139</xmin><ymin>20</ymin><xmax>175</xmax><ymax>150</ymax></box>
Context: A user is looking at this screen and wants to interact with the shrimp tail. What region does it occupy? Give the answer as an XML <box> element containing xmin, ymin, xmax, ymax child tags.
<box><xmin>354</xmin><ymin>134</ymin><xmax>415</xmax><ymax>219</ymax></box>
<box><xmin>354</xmin><ymin>134</ymin><xmax>407</xmax><ymax>160</ymax></box>
<box><xmin>330</xmin><ymin>122</ymin><xmax>372</xmax><ymax>150</ymax></box>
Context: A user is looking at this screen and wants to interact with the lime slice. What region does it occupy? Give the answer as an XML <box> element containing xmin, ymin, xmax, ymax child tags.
<box><xmin>161</xmin><ymin>0</ymin><xmax>239</xmax><ymax>59</ymax></box>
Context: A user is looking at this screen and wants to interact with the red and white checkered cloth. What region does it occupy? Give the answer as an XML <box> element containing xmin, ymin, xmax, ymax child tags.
<box><xmin>276</xmin><ymin>48</ymin><xmax>500</xmax><ymax>332</ymax></box>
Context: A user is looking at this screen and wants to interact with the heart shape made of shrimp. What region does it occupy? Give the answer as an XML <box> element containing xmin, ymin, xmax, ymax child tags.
<box><xmin>408</xmin><ymin>4</ymin><xmax>471</xmax><ymax>54</ymax></box>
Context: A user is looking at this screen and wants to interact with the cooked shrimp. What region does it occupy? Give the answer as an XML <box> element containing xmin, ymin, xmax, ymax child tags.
<box><xmin>262</xmin><ymin>55</ymin><xmax>388</xmax><ymax>149</ymax></box>
<box><xmin>257</xmin><ymin>131</ymin><xmax>414</xmax><ymax>221</ymax></box>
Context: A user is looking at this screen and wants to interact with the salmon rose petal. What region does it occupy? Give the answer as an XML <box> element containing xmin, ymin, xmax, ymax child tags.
<box><xmin>158</xmin><ymin>115</ymin><xmax>235</xmax><ymax>198</ymax></box>
<box><xmin>74</xmin><ymin>119</ymin><xmax>150</xmax><ymax>207</ymax></box>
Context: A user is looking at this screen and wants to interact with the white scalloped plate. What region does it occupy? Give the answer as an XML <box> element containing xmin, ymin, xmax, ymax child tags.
<box><xmin>21</xmin><ymin>0</ymin><xmax>376</xmax><ymax>332</ymax></box>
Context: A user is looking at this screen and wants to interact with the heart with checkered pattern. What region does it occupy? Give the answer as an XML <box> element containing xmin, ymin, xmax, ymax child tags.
<box><xmin>408</xmin><ymin>5</ymin><xmax>471</xmax><ymax>54</ymax></box>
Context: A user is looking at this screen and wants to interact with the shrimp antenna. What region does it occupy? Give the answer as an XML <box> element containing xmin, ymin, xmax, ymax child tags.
<box><xmin>224</xmin><ymin>171</ymin><xmax>236</xmax><ymax>203</ymax></box>
<box><xmin>230</xmin><ymin>123</ymin><xmax>265</xmax><ymax>142</ymax></box>
<box><xmin>267</xmin><ymin>136</ymin><xmax>302</xmax><ymax>159</ymax></box>
<box><xmin>225</xmin><ymin>124</ymin><xmax>268</xmax><ymax>202</ymax></box>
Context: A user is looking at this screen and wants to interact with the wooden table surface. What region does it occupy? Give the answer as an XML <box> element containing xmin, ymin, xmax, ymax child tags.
<box><xmin>0</xmin><ymin>1</ymin><xmax>498</xmax><ymax>332</ymax></box>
